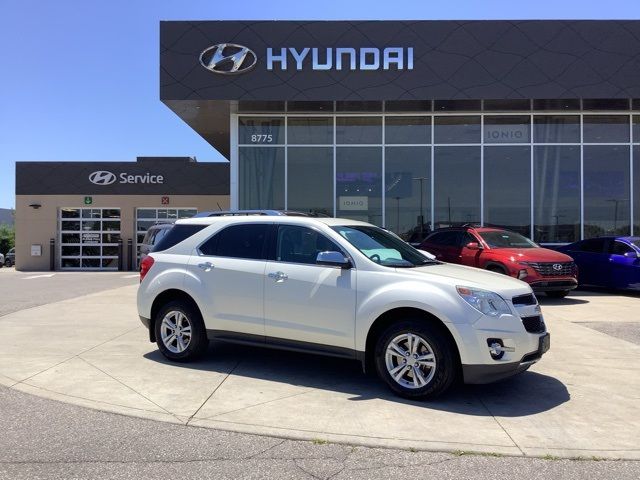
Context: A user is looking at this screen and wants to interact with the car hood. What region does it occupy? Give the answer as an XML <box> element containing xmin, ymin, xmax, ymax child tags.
<box><xmin>486</xmin><ymin>247</ymin><xmax>574</xmax><ymax>263</ymax></box>
<box><xmin>398</xmin><ymin>262</ymin><xmax>532</xmax><ymax>298</ymax></box>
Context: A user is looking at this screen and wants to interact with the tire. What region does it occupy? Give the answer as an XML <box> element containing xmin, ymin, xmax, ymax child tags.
<box><xmin>374</xmin><ymin>319</ymin><xmax>457</xmax><ymax>400</ymax></box>
<box><xmin>154</xmin><ymin>300</ymin><xmax>208</xmax><ymax>362</ymax></box>
<box><xmin>546</xmin><ymin>290</ymin><xmax>570</xmax><ymax>299</ymax></box>
<box><xmin>5</xmin><ymin>259</ymin><xmax>12</xmax><ymax>267</ymax></box>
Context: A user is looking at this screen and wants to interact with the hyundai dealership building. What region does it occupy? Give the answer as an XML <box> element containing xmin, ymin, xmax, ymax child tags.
<box><xmin>14</xmin><ymin>20</ymin><xmax>640</xmax><ymax>270</ymax></box>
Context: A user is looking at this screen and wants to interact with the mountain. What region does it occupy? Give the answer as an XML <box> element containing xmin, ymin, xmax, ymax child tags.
<box><xmin>0</xmin><ymin>208</ymin><xmax>14</xmax><ymax>226</ymax></box>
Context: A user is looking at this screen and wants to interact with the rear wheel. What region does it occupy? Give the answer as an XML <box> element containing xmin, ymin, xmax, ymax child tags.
<box><xmin>546</xmin><ymin>290</ymin><xmax>570</xmax><ymax>299</ymax></box>
<box><xmin>374</xmin><ymin>320</ymin><xmax>456</xmax><ymax>400</ymax></box>
<box><xmin>154</xmin><ymin>300</ymin><xmax>208</xmax><ymax>361</ymax></box>
<box><xmin>5</xmin><ymin>259</ymin><xmax>12</xmax><ymax>267</ymax></box>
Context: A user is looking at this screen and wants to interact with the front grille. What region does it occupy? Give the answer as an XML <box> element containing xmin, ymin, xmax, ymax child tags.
<box><xmin>527</xmin><ymin>261</ymin><xmax>575</xmax><ymax>276</ymax></box>
<box><xmin>512</xmin><ymin>293</ymin><xmax>537</xmax><ymax>306</ymax></box>
<box><xmin>522</xmin><ymin>315</ymin><xmax>546</xmax><ymax>334</ymax></box>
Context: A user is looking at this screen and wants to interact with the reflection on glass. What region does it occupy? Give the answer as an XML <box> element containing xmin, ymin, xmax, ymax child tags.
<box><xmin>635</xmin><ymin>146</ymin><xmax>640</xmax><ymax>234</ymax></box>
<box><xmin>336</xmin><ymin>117</ymin><xmax>382</xmax><ymax>144</ymax></box>
<box><xmin>136</xmin><ymin>209</ymin><xmax>155</xmax><ymax>219</ymax></box>
<box><xmin>61</xmin><ymin>246</ymin><xmax>80</xmax><ymax>256</ymax></box>
<box><xmin>384</xmin><ymin>147</ymin><xmax>431</xmax><ymax>241</ymax></box>
<box><xmin>239</xmin><ymin>117</ymin><xmax>284</xmax><ymax>144</ymax></box>
<box><xmin>336</xmin><ymin>147</ymin><xmax>382</xmax><ymax>225</ymax></box>
<box><xmin>61</xmin><ymin>221</ymin><xmax>80</xmax><ymax>231</ymax></box>
<box><xmin>287</xmin><ymin>147</ymin><xmax>333</xmax><ymax>216</ymax></box>
<box><xmin>434</xmin><ymin>116</ymin><xmax>480</xmax><ymax>144</ymax></box>
<box><xmin>434</xmin><ymin>147</ymin><xmax>481</xmax><ymax>226</ymax></box>
<box><xmin>60</xmin><ymin>208</ymin><xmax>80</xmax><ymax>218</ymax></box>
<box><xmin>484</xmin><ymin>146</ymin><xmax>531</xmax><ymax>236</ymax></box>
<box><xmin>61</xmin><ymin>259</ymin><xmax>80</xmax><ymax>268</ymax></box>
<box><xmin>584</xmin><ymin>145</ymin><xmax>630</xmax><ymax>237</ymax></box>
<box><xmin>178</xmin><ymin>209</ymin><xmax>197</xmax><ymax>219</ymax></box>
<box><xmin>136</xmin><ymin>221</ymin><xmax>156</xmax><ymax>232</ymax></box>
<box><xmin>484</xmin><ymin>116</ymin><xmax>530</xmax><ymax>144</ymax></box>
<box><xmin>583</xmin><ymin>115</ymin><xmax>629</xmax><ymax>143</ymax></box>
<box><xmin>103</xmin><ymin>233</ymin><xmax>121</xmax><ymax>243</ymax></box>
<box><xmin>102</xmin><ymin>246</ymin><xmax>119</xmax><ymax>256</ymax></box>
<box><xmin>533</xmin><ymin>146</ymin><xmax>580</xmax><ymax>243</ymax></box>
<box><xmin>385</xmin><ymin>117</ymin><xmax>431</xmax><ymax>144</ymax></box>
<box><xmin>82</xmin><ymin>209</ymin><xmax>102</xmax><ymax>218</ymax></box>
<box><xmin>103</xmin><ymin>221</ymin><xmax>120</xmax><ymax>231</ymax></box>
<box><xmin>82</xmin><ymin>246</ymin><xmax>100</xmax><ymax>257</ymax></box>
<box><xmin>61</xmin><ymin>233</ymin><xmax>80</xmax><ymax>243</ymax></box>
<box><xmin>82</xmin><ymin>221</ymin><xmax>100</xmax><ymax>231</ymax></box>
<box><xmin>239</xmin><ymin>147</ymin><xmax>285</xmax><ymax>209</ymax></box>
<box><xmin>81</xmin><ymin>258</ymin><xmax>101</xmax><ymax>268</ymax></box>
<box><xmin>287</xmin><ymin>117</ymin><xmax>333</xmax><ymax>144</ymax></box>
<box><xmin>102</xmin><ymin>258</ymin><xmax>119</xmax><ymax>268</ymax></box>
<box><xmin>102</xmin><ymin>209</ymin><xmax>120</xmax><ymax>219</ymax></box>
<box><xmin>533</xmin><ymin>116</ymin><xmax>580</xmax><ymax>143</ymax></box>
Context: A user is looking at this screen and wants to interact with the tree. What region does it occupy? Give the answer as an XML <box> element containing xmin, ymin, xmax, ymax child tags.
<box><xmin>0</xmin><ymin>223</ymin><xmax>14</xmax><ymax>255</ymax></box>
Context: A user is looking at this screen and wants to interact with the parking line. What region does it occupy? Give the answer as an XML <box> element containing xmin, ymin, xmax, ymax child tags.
<box><xmin>21</xmin><ymin>274</ymin><xmax>56</xmax><ymax>280</ymax></box>
<box><xmin>122</xmin><ymin>274</ymin><xmax>139</xmax><ymax>278</ymax></box>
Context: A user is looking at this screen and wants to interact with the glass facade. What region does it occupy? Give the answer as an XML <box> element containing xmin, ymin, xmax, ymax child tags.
<box><xmin>237</xmin><ymin>107</ymin><xmax>640</xmax><ymax>243</ymax></box>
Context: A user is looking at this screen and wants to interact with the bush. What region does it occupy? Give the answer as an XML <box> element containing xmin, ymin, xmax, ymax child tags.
<box><xmin>0</xmin><ymin>224</ymin><xmax>15</xmax><ymax>255</ymax></box>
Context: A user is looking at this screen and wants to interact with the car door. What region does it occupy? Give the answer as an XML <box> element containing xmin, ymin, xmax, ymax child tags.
<box><xmin>263</xmin><ymin>224</ymin><xmax>357</xmax><ymax>351</ymax></box>
<box><xmin>567</xmin><ymin>238</ymin><xmax>608</xmax><ymax>286</ymax></box>
<box><xmin>188</xmin><ymin>223</ymin><xmax>270</xmax><ymax>338</ymax></box>
<box><xmin>458</xmin><ymin>232</ymin><xmax>482</xmax><ymax>267</ymax></box>
<box><xmin>606</xmin><ymin>240</ymin><xmax>640</xmax><ymax>289</ymax></box>
<box><xmin>421</xmin><ymin>231</ymin><xmax>461</xmax><ymax>262</ymax></box>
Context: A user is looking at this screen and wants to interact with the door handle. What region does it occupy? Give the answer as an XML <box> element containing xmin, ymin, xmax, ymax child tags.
<box><xmin>267</xmin><ymin>271</ymin><xmax>288</xmax><ymax>282</ymax></box>
<box><xmin>197</xmin><ymin>262</ymin><xmax>214</xmax><ymax>272</ymax></box>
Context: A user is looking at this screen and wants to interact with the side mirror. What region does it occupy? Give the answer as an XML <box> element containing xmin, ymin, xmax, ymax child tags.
<box><xmin>624</xmin><ymin>251</ymin><xmax>638</xmax><ymax>259</ymax></box>
<box><xmin>316</xmin><ymin>251</ymin><xmax>352</xmax><ymax>269</ymax></box>
<box><xmin>465</xmin><ymin>241</ymin><xmax>482</xmax><ymax>250</ymax></box>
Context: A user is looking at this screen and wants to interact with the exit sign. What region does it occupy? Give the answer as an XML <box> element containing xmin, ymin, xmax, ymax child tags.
<box><xmin>84</xmin><ymin>196</ymin><xmax>93</xmax><ymax>205</ymax></box>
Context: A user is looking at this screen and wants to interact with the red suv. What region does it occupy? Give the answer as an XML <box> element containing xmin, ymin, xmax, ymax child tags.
<box><xmin>418</xmin><ymin>226</ymin><xmax>578</xmax><ymax>298</ymax></box>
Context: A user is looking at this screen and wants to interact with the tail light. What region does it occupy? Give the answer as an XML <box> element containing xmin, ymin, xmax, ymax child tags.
<box><xmin>140</xmin><ymin>256</ymin><xmax>155</xmax><ymax>283</ymax></box>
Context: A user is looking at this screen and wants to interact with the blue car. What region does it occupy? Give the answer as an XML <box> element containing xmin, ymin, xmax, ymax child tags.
<box><xmin>556</xmin><ymin>237</ymin><xmax>640</xmax><ymax>291</ymax></box>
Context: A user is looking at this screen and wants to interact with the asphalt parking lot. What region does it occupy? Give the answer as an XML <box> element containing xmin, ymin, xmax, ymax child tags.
<box><xmin>1</xmin><ymin>273</ymin><xmax>639</xmax><ymax>478</ymax></box>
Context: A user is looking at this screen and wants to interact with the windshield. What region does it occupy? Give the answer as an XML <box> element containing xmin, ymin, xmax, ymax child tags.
<box><xmin>332</xmin><ymin>225</ymin><xmax>437</xmax><ymax>267</ymax></box>
<box><xmin>479</xmin><ymin>230</ymin><xmax>538</xmax><ymax>249</ymax></box>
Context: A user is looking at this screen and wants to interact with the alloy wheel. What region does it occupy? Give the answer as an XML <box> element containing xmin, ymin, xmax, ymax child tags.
<box><xmin>160</xmin><ymin>310</ymin><xmax>193</xmax><ymax>354</ymax></box>
<box><xmin>384</xmin><ymin>333</ymin><xmax>437</xmax><ymax>389</ymax></box>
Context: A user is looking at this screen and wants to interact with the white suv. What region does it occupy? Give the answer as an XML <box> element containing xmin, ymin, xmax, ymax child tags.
<box><xmin>137</xmin><ymin>214</ymin><xmax>549</xmax><ymax>399</ymax></box>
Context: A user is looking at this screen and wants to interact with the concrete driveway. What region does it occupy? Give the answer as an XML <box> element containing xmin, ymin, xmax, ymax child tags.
<box><xmin>0</xmin><ymin>284</ymin><xmax>638</xmax><ymax>459</ymax></box>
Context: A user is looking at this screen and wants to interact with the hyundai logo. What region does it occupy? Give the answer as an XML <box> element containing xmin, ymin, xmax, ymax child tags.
<box><xmin>199</xmin><ymin>44</ymin><xmax>257</xmax><ymax>75</ymax></box>
<box><xmin>89</xmin><ymin>171</ymin><xmax>117</xmax><ymax>185</ymax></box>
<box><xmin>552</xmin><ymin>263</ymin><xmax>563</xmax><ymax>271</ymax></box>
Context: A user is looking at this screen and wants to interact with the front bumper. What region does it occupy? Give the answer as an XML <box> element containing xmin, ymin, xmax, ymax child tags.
<box><xmin>528</xmin><ymin>279</ymin><xmax>578</xmax><ymax>292</ymax></box>
<box><xmin>462</xmin><ymin>333</ymin><xmax>550</xmax><ymax>384</ymax></box>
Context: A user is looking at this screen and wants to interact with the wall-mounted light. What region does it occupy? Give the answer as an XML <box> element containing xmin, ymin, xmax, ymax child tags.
<box><xmin>29</xmin><ymin>203</ymin><xmax>41</xmax><ymax>209</ymax></box>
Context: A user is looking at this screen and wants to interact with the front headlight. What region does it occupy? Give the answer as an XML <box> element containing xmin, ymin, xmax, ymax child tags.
<box><xmin>456</xmin><ymin>286</ymin><xmax>511</xmax><ymax>317</ymax></box>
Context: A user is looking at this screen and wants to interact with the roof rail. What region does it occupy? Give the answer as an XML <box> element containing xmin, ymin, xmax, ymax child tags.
<box><xmin>193</xmin><ymin>210</ymin><xmax>331</xmax><ymax>218</ymax></box>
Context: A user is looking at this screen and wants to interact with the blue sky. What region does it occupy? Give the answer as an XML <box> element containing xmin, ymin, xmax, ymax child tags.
<box><xmin>2</xmin><ymin>0</ymin><xmax>640</xmax><ymax>208</ymax></box>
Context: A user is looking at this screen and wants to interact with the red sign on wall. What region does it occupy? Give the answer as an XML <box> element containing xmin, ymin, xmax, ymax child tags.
<box><xmin>161</xmin><ymin>196</ymin><xmax>170</xmax><ymax>205</ymax></box>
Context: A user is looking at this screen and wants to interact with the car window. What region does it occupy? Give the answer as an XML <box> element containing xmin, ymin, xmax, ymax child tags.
<box><xmin>153</xmin><ymin>228</ymin><xmax>168</xmax><ymax>246</ymax></box>
<box><xmin>333</xmin><ymin>225</ymin><xmax>435</xmax><ymax>267</ymax></box>
<box><xmin>609</xmin><ymin>241</ymin><xmax>634</xmax><ymax>255</ymax></box>
<box><xmin>200</xmin><ymin>223</ymin><xmax>269</xmax><ymax>260</ymax></box>
<box><xmin>426</xmin><ymin>231</ymin><xmax>461</xmax><ymax>246</ymax></box>
<box><xmin>478</xmin><ymin>230</ymin><xmax>538</xmax><ymax>248</ymax></box>
<box><xmin>276</xmin><ymin>225</ymin><xmax>343</xmax><ymax>265</ymax></box>
<box><xmin>578</xmin><ymin>238</ymin><xmax>606</xmax><ymax>253</ymax></box>
<box><xmin>153</xmin><ymin>224</ymin><xmax>206</xmax><ymax>252</ymax></box>
<box><xmin>461</xmin><ymin>232</ymin><xmax>477</xmax><ymax>247</ymax></box>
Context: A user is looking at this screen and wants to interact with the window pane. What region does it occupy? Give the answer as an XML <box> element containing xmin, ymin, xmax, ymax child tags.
<box><xmin>434</xmin><ymin>146</ymin><xmax>481</xmax><ymax>226</ymax></box>
<box><xmin>533</xmin><ymin>115</ymin><xmax>580</xmax><ymax>143</ymax></box>
<box><xmin>102</xmin><ymin>258</ymin><xmax>118</xmax><ymax>268</ymax></box>
<box><xmin>582</xmin><ymin>99</ymin><xmax>629</xmax><ymax>111</ymax></box>
<box><xmin>214</xmin><ymin>224</ymin><xmax>269</xmax><ymax>260</ymax></box>
<box><xmin>336</xmin><ymin>147</ymin><xmax>382</xmax><ymax>225</ymax></box>
<box><xmin>137</xmin><ymin>209</ymin><xmax>155</xmax><ymax>219</ymax></box>
<box><xmin>385</xmin><ymin>147</ymin><xmax>431</xmax><ymax>241</ymax></box>
<box><xmin>81</xmin><ymin>258</ymin><xmax>101</xmax><ymax>268</ymax></box>
<box><xmin>136</xmin><ymin>220</ymin><xmax>156</xmax><ymax>232</ymax></box>
<box><xmin>103</xmin><ymin>233</ymin><xmax>121</xmax><ymax>243</ymax></box>
<box><xmin>239</xmin><ymin>147</ymin><xmax>285</xmax><ymax>209</ymax></box>
<box><xmin>484</xmin><ymin>146</ymin><xmax>531</xmax><ymax>236</ymax></box>
<box><xmin>239</xmin><ymin>117</ymin><xmax>284</xmax><ymax>144</ymax></box>
<box><xmin>336</xmin><ymin>117</ymin><xmax>382</xmax><ymax>144</ymax></box>
<box><xmin>82</xmin><ymin>221</ymin><xmax>100</xmax><ymax>231</ymax></box>
<box><xmin>434</xmin><ymin>116</ymin><xmax>480</xmax><ymax>144</ymax></box>
<box><xmin>484</xmin><ymin>116</ymin><xmax>530</xmax><ymax>144</ymax></box>
<box><xmin>583</xmin><ymin>115</ymin><xmax>629</xmax><ymax>143</ymax></box>
<box><xmin>287</xmin><ymin>101</ymin><xmax>333</xmax><ymax>112</ymax></box>
<box><xmin>385</xmin><ymin>100</ymin><xmax>432</xmax><ymax>112</ymax></box>
<box><xmin>102</xmin><ymin>246</ymin><xmax>119</xmax><ymax>256</ymax></box>
<box><xmin>103</xmin><ymin>221</ymin><xmax>120</xmax><ymax>231</ymax></box>
<box><xmin>82</xmin><ymin>246</ymin><xmax>100</xmax><ymax>257</ymax></box>
<box><xmin>533</xmin><ymin>99</ymin><xmax>581</xmax><ymax>111</ymax></box>
<box><xmin>102</xmin><ymin>209</ymin><xmax>120</xmax><ymax>219</ymax></box>
<box><xmin>336</xmin><ymin>101</ymin><xmax>382</xmax><ymax>112</ymax></box>
<box><xmin>276</xmin><ymin>225</ymin><xmax>341</xmax><ymax>264</ymax></box>
<box><xmin>385</xmin><ymin>117</ymin><xmax>430</xmax><ymax>144</ymax></box>
<box><xmin>60</xmin><ymin>208</ymin><xmax>80</xmax><ymax>218</ymax></box>
<box><xmin>153</xmin><ymin>225</ymin><xmax>206</xmax><ymax>252</ymax></box>
<box><xmin>61</xmin><ymin>258</ymin><xmax>80</xmax><ymax>268</ymax></box>
<box><xmin>635</xmin><ymin>146</ymin><xmax>640</xmax><ymax>234</ymax></box>
<box><xmin>434</xmin><ymin>100</ymin><xmax>481</xmax><ymax>111</ymax></box>
<box><xmin>178</xmin><ymin>209</ymin><xmax>197</xmax><ymax>219</ymax></box>
<box><xmin>533</xmin><ymin>145</ymin><xmax>581</xmax><ymax>243</ymax></box>
<box><xmin>61</xmin><ymin>221</ymin><xmax>80</xmax><ymax>231</ymax></box>
<box><xmin>82</xmin><ymin>209</ymin><xmax>101</xmax><ymax>218</ymax></box>
<box><xmin>484</xmin><ymin>99</ymin><xmax>530</xmax><ymax>111</ymax></box>
<box><xmin>584</xmin><ymin>145</ymin><xmax>630</xmax><ymax>237</ymax></box>
<box><xmin>287</xmin><ymin>147</ymin><xmax>333</xmax><ymax>216</ymax></box>
<box><xmin>634</xmin><ymin>116</ymin><xmax>640</xmax><ymax>143</ymax></box>
<box><xmin>287</xmin><ymin>117</ymin><xmax>333</xmax><ymax>144</ymax></box>
<box><xmin>61</xmin><ymin>233</ymin><xmax>80</xmax><ymax>243</ymax></box>
<box><xmin>61</xmin><ymin>246</ymin><xmax>80</xmax><ymax>256</ymax></box>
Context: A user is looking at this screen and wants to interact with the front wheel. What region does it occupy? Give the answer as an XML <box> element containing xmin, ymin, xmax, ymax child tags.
<box><xmin>154</xmin><ymin>300</ymin><xmax>208</xmax><ymax>362</ymax></box>
<box><xmin>546</xmin><ymin>290</ymin><xmax>570</xmax><ymax>299</ymax></box>
<box><xmin>374</xmin><ymin>320</ymin><xmax>457</xmax><ymax>400</ymax></box>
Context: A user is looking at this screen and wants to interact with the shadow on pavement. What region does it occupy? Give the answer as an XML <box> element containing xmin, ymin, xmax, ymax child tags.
<box><xmin>144</xmin><ymin>342</ymin><xmax>569</xmax><ymax>418</ymax></box>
